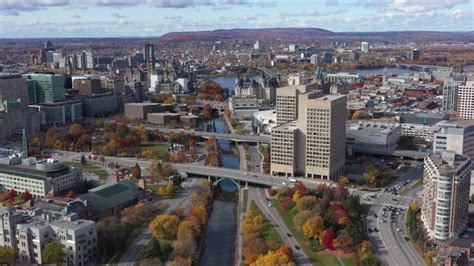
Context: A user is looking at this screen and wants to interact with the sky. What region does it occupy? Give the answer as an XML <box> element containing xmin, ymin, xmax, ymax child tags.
<box><xmin>0</xmin><ymin>0</ymin><xmax>473</xmax><ymax>38</ymax></box>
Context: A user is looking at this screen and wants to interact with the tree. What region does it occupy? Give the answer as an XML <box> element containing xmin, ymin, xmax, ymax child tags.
<box><xmin>0</xmin><ymin>246</ymin><xmax>18</xmax><ymax>264</ymax></box>
<box><xmin>251</xmin><ymin>249</ymin><xmax>296</xmax><ymax>266</ymax></box>
<box><xmin>338</xmin><ymin>176</ymin><xmax>350</xmax><ymax>186</ymax></box>
<box><xmin>6</xmin><ymin>189</ymin><xmax>17</xmax><ymax>201</ymax></box>
<box><xmin>293</xmin><ymin>210</ymin><xmax>312</xmax><ymax>230</ymax></box>
<box><xmin>409</xmin><ymin>201</ymin><xmax>420</xmax><ymax>213</ymax></box>
<box><xmin>31</xmin><ymin>136</ymin><xmax>42</xmax><ymax>148</ymax></box>
<box><xmin>177</xmin><ymin>220</ymin><xmax>200</xmax><ymax>240</ymax></box>
<box><xmin>137</xmin><ymin>237</ymin><xmax>162</xmax><ymax>260</ymax></box>
<box><xmin>22</xmin><ymin>190</ymin><xmax>33</xmax><ymax>202</ymax></box>
<box><xmin>66</xmin><ymin>190</ymin><xmax>75</xmax><ymax>199</ymax></box>
<box><xmin>43</xmin><ymin>242</ymin><xmax>65</xmax><ymax>264</ymax></box>
<box><xmin>321</xmin><ymin>229</ymin><xmax>335</xmax><ymax>250</ymax></box>
<box><xmin>333</xmin><ymin>230</ymin><xmax>354</xmax><ymax>253</ymax></box>
<box><xmin>194</xmin><ymin>202</ymin><xmax>207</xmax><ymax>225</ymax></box>
<box><xmin>131</xmin><ymin>163</ymin><xmax>141</xmax><ymax>178</ymax></box>
<box><xmin>424</xmin><ymin>250</ymin><xmax>437</xmax><ymax>265</ymax></box>
<box><xmin>360</xmin><ymin>240</ymin><xmax>374</xmax><ymax>258</ymax></box>
<box><xmin>363</xmin><ymin>165</ymin><xmax>378</xmax><ymax>185</ymax></box>
<box><xmin>296</xmin><ymin>196</ymin><xmax>317</xmax><ymax>212</ymax></box>
<box><xmin>292</xmin><ymin>191</ymin><xmax>301</xmax><ymax>203</ymax></box>
<box><xmin>149</xmin><ymin>214</ymin><xmax>179</xmax><ymax>240</ymax></box>
<box><xmin>81</xmin><ymin>155</ymin><xmax>87</xmax><ymax>165</ymax></box>
<box><xmin>173</xmin><ymin>237</ymin><xmax>198</xmax><ymax>260</ymax></box>
<box><xmin>302</xmin><ymin>216</ymin><xmax>325</xmax><ymax>240</ymax></box>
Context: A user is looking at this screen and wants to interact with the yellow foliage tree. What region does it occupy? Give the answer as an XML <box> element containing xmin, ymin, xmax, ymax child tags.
<box><xmin>177</xmin><ymin>220</ymin><xmax>200</xmax><ymax>240</ymax></box>
<box><xmin>338</xmin><ymin>176</ymin><xmax>350</xmax><ymax>186</ymax></box>
<box><xmin>251</xmin><ymin>249</ymin><xmax>296</xmax><ymax>266</ymax></box>
<box><xmin>410</xmin><ymin>201</ymin><xmax>420</xmax><ymax>213</ymax></box>
<box><xmin>292</xmin><ymin>191</ymin><xmax>301</xmax><ymax>203</ymax></box>
<box><xmin>424</xmin><ymin>250</ymin><xmax>437</xmax><ymax>265</ymax></box>
<box><xmin>302</xmin><ymin>215</ymin><xmax>325</xmax><ymax>240</ymax></box>
<box><xmin>194</xmin><ymin>202</ymin><xmax>207</xmax><ymax>225</ymax></box>
<box><xmin>359</xmin><ymin>240</ymin><xmax>374</xmax><ymax>257</ymax></box>
<box><xmin>149</xmin><ymin>214</ymin><xmax>179</xmax><ymax>240</ymax></box>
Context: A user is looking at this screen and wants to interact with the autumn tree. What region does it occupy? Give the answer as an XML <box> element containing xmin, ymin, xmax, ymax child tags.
<box><xmin>177</xmin><ymin>220</ymin><xmax>200</xmax><ymax>240</ymax></box>
<box><xmin>409</xmin><ymin>201</ymin><xmax>420</xmax><ymax>213</ymax></box>
<box><xmin>43</xmin><ymin>242</ymin><xmax>65</xmax><ymax>264</ymax></box>
<box><xmin>251</xmin><ymin>248</ymin><xmax>296</xmax><ymax>266</ymax></box>
<box><xmin>131</xmin><ymin>163</ymin><xmax>142</xmax><ymax>178</ymax></box>
<box><xmin>424</xmin><ymin>250</ymin><xmax>437</xmax><ymax>265</ymax></box>
<box><xmin>333</xmin><ymin>230</ymin><xmax>354</xmax><ymax>253</ymax></box>
<box><xmin>296</xmin><ymin>196</ymin><xmax>317</xmax><ymax>212</ymax></box>
<box><xmin>0</xmin><ymin>246</ymin><xmax>18</xmax><ymax>264</ymax></box>
<box><xmin>338</xmin><ymin>176</ymin><xmax>350</xmax><ymax>186</ymax></box>
<box><xmin>363</xmin><ymin>165</ymin><xmax>378</xmax><ymax>185</ymax></box>
<box><xmin>302</xmin><ymin>215</ymin><xmax>325</xmax><ymax>240</ymax></box>
<box><xmin>149</xmin><ymin>214</ymin><xmax>179</xmax><ymax>240</ymax></box>
<box><xmin>359</xmin><ymin>240</ymin><xmax>374</xmax><ymax>258</ymax></box>
<box><xmin>173</xmin><ymin>237</ymin><xmax>198</xmax><ymax>261</ymax></box>
<box><xmin>81</xmin><ymin>155</ymin><xmax>87</xmax><ymax>165</ymax></box>
<box><xmin>321</xmin><ymin>228</ymin><xmax>335</xmax><ymax>250</ymax></box>
<box><xmin>193</xmin><ymin>202</ymin><xmax>207</xmax><ymax>225</ymax></box>
<box><xmin>293</xmin><ymin>210</ymin><xmax>312</xmax><ymax>230</ymax></box>
<box><xmin>22</xmin><ymin>190</ymin><xmax>33</xmax><ymax>202</ymax></box>
<box><xmin>6</xmin><ymin>189</ymin><xmax>17</xmax><ymax>201</ymax></box>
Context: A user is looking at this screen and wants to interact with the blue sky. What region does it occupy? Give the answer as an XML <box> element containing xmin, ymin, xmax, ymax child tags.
<box><xmin>0</xmin><ymin>0</ymin><xmax>473</xmax><ymax>38</ymax></box>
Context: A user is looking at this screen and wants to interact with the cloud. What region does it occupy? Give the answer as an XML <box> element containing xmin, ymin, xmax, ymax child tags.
<box><xmin>389</xmin><ymin>0</ymin><xmax>469</xmax><ymax>14</ymax></box>
<box><xmin>0</xmin><ymin>0</ymin><xmax>71</xmax><ymax>15</ymax></box>
<box><xmin>325</xmin><ymin>0</ymin><xmax>338</xmax><ymax>6</ymax></box>
<box><xmin>111</xmin><ymin>12</ymin><xmax>127</xmax><ymax>18</ymax></box>
<box><xmin>72</xmin><ymin>14</ymin><xmax>81</xmax><ymax>19</ymax></box>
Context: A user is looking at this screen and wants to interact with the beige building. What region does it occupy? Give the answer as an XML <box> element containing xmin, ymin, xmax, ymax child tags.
<box><xmin>271</xmin><ymin>85</ymin><xmax>347</xmax><ymax>180</ymax></box>
<box><xmin>458</xmin><ymin>81</ymin><xmax>474</xmax><ymax>119</ymax></box>
<box><xmin>421</xmin><ymin>151</ymin><xmax>471</xmax><ymax>242</ymax></box>
<box><xmin>147</xmin><ymin>112</ymin><xmax>180</xmax><ymax>125</ymax></box>
<box><xmin>124</xmin><ymin>103</ymin><xmax>174</xmax><ymax>120</ymax></box>
<box><xmin>276</xmin><ymin>83</ymin><xmax>319</xmax><ymax>125</ymax></box>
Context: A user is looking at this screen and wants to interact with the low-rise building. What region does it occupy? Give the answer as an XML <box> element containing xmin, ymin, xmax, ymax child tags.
<box><xmin>229</xmin><ymin>97</ymin><xmax>259</xmax><ymax>119</ymax></box>
<box><xmin>82</xmin><ymin>93</ymin><xmax>118</xmax><ymax>117</ymax></box>
<box><xmin>147</xmin><ymin>112</ymin><xmax>180</xmax><ymax>125</ymax></box>
<box><xmin>124</xmin><ymin>103</ymin><xmax>174</xmax><ymax>120</ymax></box>
<box><xmin>180</xmin><ymin>114</ymin><xmax>199</xmax><ymax>129</ymax></box>
<box><xmin>0</xmin><ymin>206</ymin><xmax>97</xmax><ymax>265</ymax></box>
<box><xmin>346</xmin><ymin>121</ymin><xmax>401</xmax><ymax>154</ymax></box>
<box><xmin>31</xmin><ymin>100</ymin><xmax>83</xmax><ymax>126</ymax></box>
<box><xmin>0</xmin><ymin>157</ymin><xmax>80</xmax><ymax>198</ymax></box>
<box><xmin>324</xmin><ymin>72</ymin><xmax>360</xmax><ymax>84</ymax></box>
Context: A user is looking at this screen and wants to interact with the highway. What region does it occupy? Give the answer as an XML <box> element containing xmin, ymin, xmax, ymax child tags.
<box><xmin>143</xmin><ymin>126</ymin><xmax>271</xmax><ymax>143</ymax></box>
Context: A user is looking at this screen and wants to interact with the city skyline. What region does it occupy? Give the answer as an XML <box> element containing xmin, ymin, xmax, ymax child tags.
<box><xmin>0</xmin><ymin>0</ymin><xmax>473</xmax><ymax>38</ymax></box>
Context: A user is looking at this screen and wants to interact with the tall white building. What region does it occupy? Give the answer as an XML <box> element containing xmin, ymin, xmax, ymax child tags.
<box><xmin>421</xmin><ymin>151</ymin><xmax>471</xmax><ymax>241</ymax></box>
<box><xmin>253</xmin><ymin>40</ymin><xmax>260</xmax><ymax>50</ymax></box>
<box><xmin>458</xmin><ymin>81</ymin><xmax>474</xmax><ymax>119</ymax></box>
<box><xmin>361</xmin><ymin>42</ymin><xmax>369</xmax><ymax>53</ymax></box>
<box><xmin>442</xmin><ymin>79</ymin><xmax>464</xmax><ymax>113</ymax></box>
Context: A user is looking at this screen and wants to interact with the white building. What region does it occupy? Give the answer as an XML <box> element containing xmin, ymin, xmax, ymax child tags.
<box><xmin>346</xmin><ymin>121</ymin><xmax>401</xmax><ymax>151</ymax></box>
<box><xmin>324</xmin><ymin>73</ymin><xmax>360</xmax><ymax>84</ymax></box>
<box><xmin>253</xmin><ymin>41</ymin><xmax>260</xmax><ymax>50</ymax></box>
<box><xmin>361</xmin><ymin>42</ymin><xmax>369</xmax><ymax>53</ymax></box>
<box><xmin>421</xmin><ymin>152</ymin><xmax>471</xmax><ymax>242</ymax></box>
<box><xmin>0</xmin><ymin>157</ymin><xmax>80</xmax><ymax>198</ymax></box>
<box><xmin>0</xmin><ymin>206</ymin><xmax>97</xmax><ymax>265</ymax></box>
<box><xmin>458</xmin><ymin>81</ymin><xmax>474</xmax><ymax>119</ymax></box>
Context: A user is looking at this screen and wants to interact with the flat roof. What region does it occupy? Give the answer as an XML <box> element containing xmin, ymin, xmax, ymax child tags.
<box><xmin>0</xmin><ymin>163</ymin><xmax>71</xmax><ymax>180</ymax></box>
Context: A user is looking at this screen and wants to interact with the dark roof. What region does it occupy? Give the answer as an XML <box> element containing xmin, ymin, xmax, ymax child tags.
<box><xmin>79</xmin><ymin>181</ymin><xmax>140</xmax><ymax>214</ymax></box>
<box><xmin>0</xmin><ymin>163</ymin><xmax>71</xmax><ymax>180</ymax></box>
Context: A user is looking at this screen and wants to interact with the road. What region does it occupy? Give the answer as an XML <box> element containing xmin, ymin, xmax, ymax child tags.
<box><xmin>118</xmin><ymin>178</ymin><xmax>201</xmax><ymax>266</ymax></box>
<box><xmin>250</xmin><ymin>187</ymin><xmax>312</xmax><ymax>266</ymax></box>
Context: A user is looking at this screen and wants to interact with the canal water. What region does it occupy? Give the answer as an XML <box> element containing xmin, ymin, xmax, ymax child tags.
<box><xmin>199</xmin><ymin>119</ymin><xmax>239</xmax><ymax>266</ymax></box>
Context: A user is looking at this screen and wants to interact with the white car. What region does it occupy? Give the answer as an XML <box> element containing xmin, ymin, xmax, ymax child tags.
<box><xmin>282</xmin><ymin>182</ymin><xmax>287</xmax><ymax>186</ymax></box>
<box><xmin>396</xmin><ymin>228</ymin><xmax>401</xmax><ymax>232</ymax></box>
<box><xmin>289</xmin><ymin>178</ymin><xmax>297</xmax><ymax>182</ymax></box>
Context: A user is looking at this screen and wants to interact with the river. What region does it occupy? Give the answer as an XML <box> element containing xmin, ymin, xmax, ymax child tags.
<box><xmin>209</xmin><ymin>67</ymin><xmax>418</xmax><ymax>92</ymax></box>
<box><xmin>199</xmin><ymin>119</ymin><xmax>239</xmax><ymax>266</ymax></box>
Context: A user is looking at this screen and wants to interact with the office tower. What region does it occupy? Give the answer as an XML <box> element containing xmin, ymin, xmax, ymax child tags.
<box><xmin>421</xmin><ymin>151</ymin><xmax>471</xmax><ymax>241</ymax></box>
<box><xmin>73</xmin><ymin>77</ymin><xmax>102</xmax><ymax>95</ymax></box>
<box><xmin>0</xmin><ymin>74</ymin><xmax>42</xmax><ymax>141</ymax></box>
<box><xmin>310</xmin><ymin>54</ymin><xmax>320</xmax><ymax>65</ymax></box>
<box><xmin>322</xmin><ymin>52</ymin><xmax>333</xmax><ymax>64</ymax></box>
<box><xmin>85</xmin><ymin>50</ymin><xmax>94</xmax><ymax>70</ymax></box>
<box><xmin>44</xmin><ymin>40</ymin><xmax>53</xmax><ymax>49</ymax></box>
<box><xmin>434</xmin><ymin>120</ymin><xmax>474</xmax><ymax>161</ymax></box>
<box><xmin>254</xmin><ymin>40</ymin><xmax>260</xmax><ymax>50</ymax></box>
<box><xmin>39</xmin><ymin>41</ymin><xmax>55</xmax><ymax>64</ymax></box>
<box><xmin>409</xmin><ymin>48</ymin><xmax>421</xmax><ymax>60</ymax></box>
<box><xmin>458</xmin><ymin>81</ymin><xmax>474</xmax><ymax>119</ymax></box>
<box><xmin>443</xmin><ymin>78</ymin><xmax>464</xmax><ymax>113</ymax></box>
<box><xmin>289</xmin><ymin>44</ymin><xmax>298</xmax><ymax>52</ymax></box>
<box><xmin>24</xmin><ymin>73</ymin><xmax>65</xmax><ymax>103</ymax></box>
<box><xmin>275</xmin><ymin>80</ymin><xmax>316</xmax><ymax>125</ymax></box>
<box><xmin>272</xmin><ymin>82</ymin><xmax>346</xmax><ymax>180</ymax></box>
<box><xmin>101</xmin><ymin>75</ymin><xmax>125</xmax><ymax>94</ymax></box>
<box><xmin>143</xmin><ymin>43</ymin><xmax>155</xmax><ymax>62</ymax></box>
<box><xmin>361</xmin><ymin>42</ymin><xmax>369</xmax><ymax>53</ymax></box>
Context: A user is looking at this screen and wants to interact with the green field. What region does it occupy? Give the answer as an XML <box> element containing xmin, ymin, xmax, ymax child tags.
<box><xmin>250</xmin><ymin>201</ymin><xmax>283</xmax><ymax>246</ymax></box>
<box><xmin>272</xmin><ymin>200</ymin><xmax>355</xmax><ymax>266</ymax></box>
<box><xmin>64</xmin><ymin>162</ymin><xmax>109</xmax><ymax>180</ymax></box>
<box><xmin>141</xmin><ymin>143</ymin><xmax>170</xmax><ymax>159</ymax></box>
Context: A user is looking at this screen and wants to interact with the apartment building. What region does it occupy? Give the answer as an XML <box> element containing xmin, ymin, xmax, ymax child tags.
<box><xmin>0</xmin><ymin>206</ymin><xmax>96</xmax><ymax>265</ymax></box>
<box><xmin>270</xmin><ymin>121</ymin><xmax>298</xmax><ymax>177</ymax></box>
<box><xmin>442</xmin><ymin>78</ymin><xmax>464</xmax><ymax>113</ymax></box>
<box><xmin>0</xmin><ymin>157</ymin><xmax>79</xmax><ymax>198</ymax></box>
<box><xmin>421</xmin><ymin>151</ymin><xmax>471</xmax><ymax>241</ymax></box>
<box><xmin>458</xmin><ymin>81</ymin><xmax>474</xmax><ymax>119</ymax></box>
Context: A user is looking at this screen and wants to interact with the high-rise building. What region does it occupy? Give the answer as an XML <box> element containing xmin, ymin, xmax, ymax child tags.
<box><xmin>361</xmin><ymin>42</ymin><xmax>369</xmax><ymax>53</ymax></box>
<box><xmin>272</xmin><ymin>82</ymin><xmax>347</xmax><ymax>180</ymax></box>
<box><xmin>310</xmin><ymin>54</ymin><xmax>320</xmax><ymax>65</ymax></box>
<box><xmin>0</xmin><ymin>74</ymin><xmax>42</xmax><ymax>141</ymax></box>
<box><xmin>73</xmin><ymin>77</ymin><xmax>102</xmax><ymax>95</ymax></box>
<box><xmin>39</xmin><ymin>41</ymin><xmax>55</xmax><ymax>64</ymax></box>
<box><xmin>289</xmin><ymin>44</ymin><xmax>298</xmax><ymax>53</ymax></box>
<box><xmin>421</xmin><ymin>151</ymin><xmax>471</xmax><ymax>241</ymax></box>
<box><xmin>433</xmin><ymin>120</ymin><xmax>474</xmax><ymax>197</ymax></box>
<box><xmin>143</xmin><ymin>43</ymin><xmax>155</xmax><ymax>62</ymax></box>
<box><xmin>458</xmin><ymin>81</ymin><xmax>474</xmax><ymax>119</ymax></box>
<box><xmin>408</xmin><ymin>48</ymin><xmax>421</xmax><ymax>60</ymax></box>
<box><xmin>254</xmin><ymin>40</ymin><xmax>261</xmax><ymax>50</ymax></box>
<box><xmin>24</xmin><ymin>74</ymin><xmax>65</xmax><ymax>103</ymax></box>
<box><xmin>442</xmin><ymin>78</ymin><xmax>465</xmax><ymax>113</ymax></box>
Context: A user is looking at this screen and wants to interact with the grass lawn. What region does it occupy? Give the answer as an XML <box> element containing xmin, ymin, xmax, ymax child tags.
<box><xmin>242</xmin><ymin>189</ymin><xmax>249</xmax><ymax>212</ymax></box>
<box><xmin>63</xmin><ymin>162</ymin><xmax>109</xmax><ymax>180</ymax></box>
<box><xmin>249</xmin><ymin>200</ymin><xmax>283</xmax><ymax>246</ymax></box>
<box><xmin>141</xmin><ymin>143</ymin><xmax>170</xmax><ymax>154</ymax></box>
<box><xmin>272</xmin><ymin>199</ymin><xmax>355</xmax><ymax>266</ymax></box>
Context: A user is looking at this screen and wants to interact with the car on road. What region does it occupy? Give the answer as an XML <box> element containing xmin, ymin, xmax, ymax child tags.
<box><xmin>268</xmin><ymin>204</ymin><xmax>273</xmax><ymax>207</ymax></box>
<box><xmin>282</xmin><ymin>182</ymin><xmax>287</xmax><ymax>186</ymax></box>
<box><xmin>286</xmin><ymin>233</ymin><xmax>292</xmax><ymax>237</ymax></box>
<box><xmin>289</xmin><ymin>178</ymin><xmax>297</xmax><ymax>182</ymax></box>
<box><xmin>253</xmin><ymin>175</ymin><xmax>258</xmax><ymax>178</ymax></box>
<box><xmin>396</xmin><ymin>228</ymin><xmax>401</xmax><ymax>232</ymax></box>
<box><xmin>294</xmin><ymin>245</ymin><xmax>301</xmax><ymax>250</ymax></box>
<box><xmin>404</xmin><ymin>236</ymin><xmax>410</xmax><ymax>241</ymax></box>
<box><xmin>244</xmin><ymin>172</ymin><xmax>249</xmax><ymax>175</ymax></box>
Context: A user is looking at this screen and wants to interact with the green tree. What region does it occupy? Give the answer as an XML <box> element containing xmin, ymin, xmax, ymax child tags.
<box><xmin>43</xmin><ymin>242</ymin><xmax>65</xmax><ymax>264</ymax></box>
<box><xmin>81</xmin><ymin>155</ymin><xmax>87</xmax><ymax>165</ymax></box>
<box><xmin>137</xmin><ymin>237</ymin><xmax>162</xmax><ymax>260</ymax></box>
<box><xmin>0</xmin><ymin>246</ymin><xmax>18</xmax><ymax>264</ymax></box>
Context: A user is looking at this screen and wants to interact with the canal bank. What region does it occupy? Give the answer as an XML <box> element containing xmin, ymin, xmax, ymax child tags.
<box><xmin>199</xmin><ymin>119</ymin><xmax>240</xmax><ymax>266</ymax></box>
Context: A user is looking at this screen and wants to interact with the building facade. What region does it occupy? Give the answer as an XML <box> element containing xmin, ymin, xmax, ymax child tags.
<box><xmin>24</xmin><ymin>74</ymin><xmax>65</xmax><ymax>104</ymax></box>
<box><xmin>442</xmin><ymin>79</ymin><xmax>464</xmax><ymax>113</ymax></box>
<box><xmin>458</xmin><ymin>81</ymin><xmax>474</xmax><ymax>119</ymax></box>
<box><xmin>421</xmin><ymin>152</ymin><xmax>471</xmax><ymax>242</ymax></box>
<box><xmin>31</xmin><ymin>100</ymin><xmax>83</xmax><ymax>126</ymax></box>
<box><xmin>276</xmin><ymin>83</ymin><xmax>318</xmax><ymax>125</ymax></box>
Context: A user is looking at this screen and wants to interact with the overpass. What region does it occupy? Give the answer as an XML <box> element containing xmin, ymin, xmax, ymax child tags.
<box><xmin>145</xmin><ymin>126</ymin><xmax>271</xmax><ymax>143</ymax></box>
<box><xmin>397</xmin><ymin>64</ymin><xmax>451</xmax><ymax>72</ymax></box>
<box><xmin>352</xmin><ymin>145</ymin><xmax>428</xmax><ymax>160</ymax></box>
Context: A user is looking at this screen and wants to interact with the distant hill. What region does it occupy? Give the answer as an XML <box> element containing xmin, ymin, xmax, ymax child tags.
<box><xmin>158</xmin><ymin>27</ymin><xmax>473</xmax><ymax>42</ymax></box>
<box><xmin>158</xmin><ymin>27</ymin><xmax>335</xmax><ymax>42</ymax></box>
